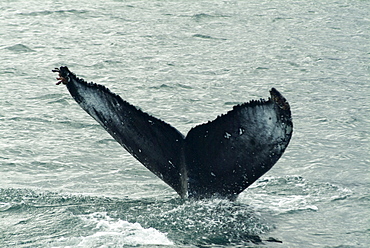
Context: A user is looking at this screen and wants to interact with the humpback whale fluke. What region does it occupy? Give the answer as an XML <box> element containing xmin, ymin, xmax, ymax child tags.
<box><xmin>53</xmin><ymin>66</ymin><xmax>293</xmax><ymax>200</ymax></box>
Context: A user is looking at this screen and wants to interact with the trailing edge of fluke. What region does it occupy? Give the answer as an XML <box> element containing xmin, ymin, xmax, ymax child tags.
<box><xmin>53</xmin><ymin>66</ymin><xmax>293</xmax><ymax>200</ymax></box>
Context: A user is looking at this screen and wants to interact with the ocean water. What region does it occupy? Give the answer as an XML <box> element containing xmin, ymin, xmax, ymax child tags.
<box><xmin>1</xmin><ymin>0</ymin><xmax>369</xmax><ymax>247</ymax></box>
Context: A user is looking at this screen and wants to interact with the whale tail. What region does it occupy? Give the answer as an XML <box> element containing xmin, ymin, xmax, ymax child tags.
<box><xmin>53</xmin><ymin>66</ymin><xmax>292</xmax><ymax>199</ymax></box>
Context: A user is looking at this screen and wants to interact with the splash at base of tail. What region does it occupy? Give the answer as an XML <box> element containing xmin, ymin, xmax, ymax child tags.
<box><xmin>53</xmin><ymin>66</ymin><xmax>293</xmax><ymax>200</ymax></box>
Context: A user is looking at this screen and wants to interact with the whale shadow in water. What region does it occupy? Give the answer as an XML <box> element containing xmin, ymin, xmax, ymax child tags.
<box><xmin>53</xmin><ymin>66</ymin><xmax>293</xmax><ymax>200</ymax></box>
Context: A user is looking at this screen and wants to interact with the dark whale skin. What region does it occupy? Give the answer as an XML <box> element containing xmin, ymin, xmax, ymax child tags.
<box><xmin>53</xmin><ymin>66</ymin><xmax>292</xmax><ymax>200</ymax></box>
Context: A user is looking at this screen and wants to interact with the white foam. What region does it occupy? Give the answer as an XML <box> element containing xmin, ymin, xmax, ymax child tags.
<box><xmin>0</xmin><ymin>202</ymin><xmax>12</xmax><ymax>212</ymax></box>
<box><xmin>51</xmin><ymin>212</ymin><xmax>173</xmax><ymax>247</ymax></box>
<box><xmin>240</xmin><ymin>193</ymin><xmax>318</xmax><ymax>214</ymax></box>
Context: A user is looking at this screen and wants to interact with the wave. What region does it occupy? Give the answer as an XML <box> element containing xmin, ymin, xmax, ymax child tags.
<box><xmin>4</xmin><ymin>44</ymin><xmax>35</xmax><ymax>53</ymax></box>
<box><xmin>192</xmin><ymin>13</ymin><xmax>231</xmax><ymax>21</ymax></box>
<box><xmin>193</xmin><ymin>34</ymin><xmax>227</xmax><ymax>40</ymax></box>
<box><xmin>239</xmin><ymin>175</ymin><xmax>354</xmax><ymax>214</ymax></box>
<box><xmin>18</xmin><ymin>9</ymin><xmax>88</xmax><ymax>17</ymax></box>
<box><xmin>0</xmin><ymin>188</ymin><xmax>274</xmax><ymax>246</ymax></box>
<box><xmin>57</xmin><ymin>212</ymin><xmax>174</xmax><ymax>247</ymax></box>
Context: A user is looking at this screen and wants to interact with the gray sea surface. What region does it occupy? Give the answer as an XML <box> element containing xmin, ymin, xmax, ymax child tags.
<box><xmin>1</xmin><ymin>0</ymin><xmax>369</xmax><ymax>247</ymax></box>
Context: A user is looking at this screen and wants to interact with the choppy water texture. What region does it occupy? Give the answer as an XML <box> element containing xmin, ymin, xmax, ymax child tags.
<box><xmin>1</xmin><ymin>0</ymin><xmax>369</xmax><ymax>247</ymax></box>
